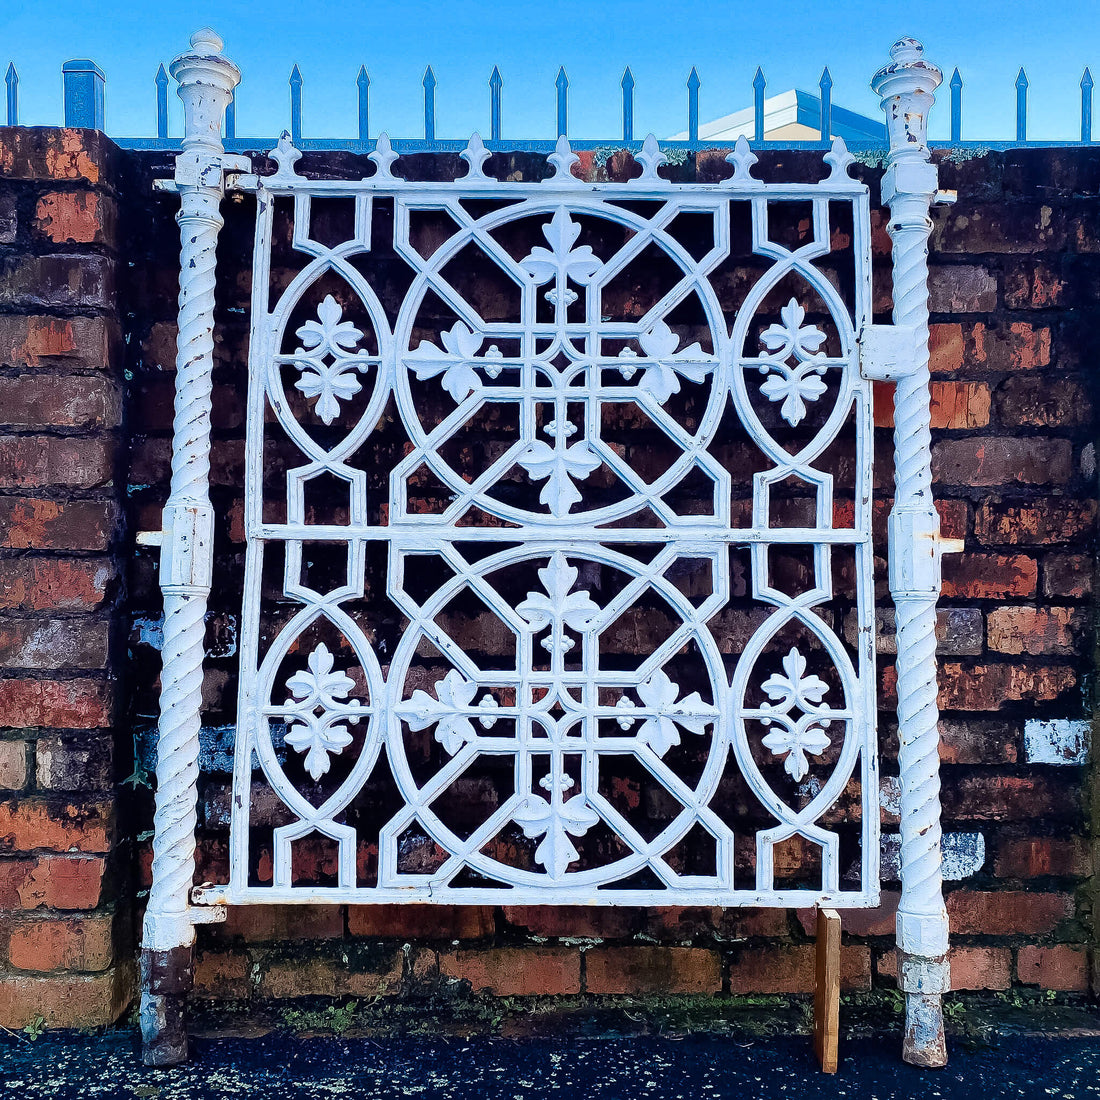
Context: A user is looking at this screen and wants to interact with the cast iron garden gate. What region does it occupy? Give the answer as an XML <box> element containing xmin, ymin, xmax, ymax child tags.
<box><xmin>140</xmin><ymin>30</ymin><xmax>955</xmax><ymax>1070</ymax></box>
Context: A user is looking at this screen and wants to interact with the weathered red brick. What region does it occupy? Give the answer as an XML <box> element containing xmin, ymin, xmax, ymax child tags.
<box><xmin>1004</xmin><ymin>261</ymin><xmax>1066</xmax><ymax>309</ymax></box>
<box><xmin>213</xmin><ymin>904</ymin><xmax>344</xmax><ymax>942</ymax></box>
<box><xmin>438</xmin><ymin>947</ymin><xmax>581</xmax><ymax>996</ymax></box>
<box><xmin>932</xmin><ymin>203</ymin><xmax>1066</xmax><ymax>254</ymax></box>
<box><xmin>0</xmin><ymin>964</ymin><xmax>133</xmax><ymax>1029</ymax></box>
<box><xmin>0</xmin><ymin>374</ymin><xmax>121</xmax><ymax>430</ymax></box>
<box><xmin>585</xmin><ymin>947</ymin><xmax>721</xmax><ymax>995</ymax></box>
<box><xmin>941</xmin><ymin>554</ymin><xmax>1037</xmax><ymax>599</ymax></box>
<box><xmin>728</xmin><ymin>944</ymin><xmax>870</xmax><ymax>994</ymax></box>
<box><xmin>928</xmin><ymin>266</ymin><xmax>997</xmax><ymax>312</ymax></box>
<box><xmin>0</xmin><ymin>314</ymin><xmax>116</xmax><ymax>371</ymax></box>
<box><xmin>0</xmin><ymin>128</ymin><xmax>111</xmax><ymax>183</ymax></box>
<box><xmin>503</xmin><ymin>905</ymin><xmax>635</xmax><ymax>939</ymax></box>
<box><xmin>35</xmin><ymin>734</ymin><xmax>113</xmax><ymax>791</ymax></box>
<box><xmin>0</xmin><ymin>254</ymin><xmax>115</xmax><ymax>311</ymax></box>
<box><xmin>192</xmin><ymin>949</ymin><xmax>251</xmax><ymax>999</ymax></box>
<box><xmin>929</xmin><ymin>323</ymin><xmax>965</xmax><ymax>373</ymax></box>
<box><xmin>0</xmin><ymin>678</ymin><xmax>113</xmax><ymax>728</ymax></box>
<box><xmin>0</xmin><ymin>498</ymin><xmax>118</xmax><ymax>550</ymax></box>
<box><xmin>974</xmin><ymin>501</ymin><xmax>1096</xmax><ymax>546</ymax></box>
<box><xmin>34</xmin><ymin>191</ymin><xmax>116</xmax><ymax>245</ymax></box>
<box><xmin>1017</xmin><ymin>945</ymin><xmax>1088</xmax><ymax>991</ymax></box>
<box><xmin>0</xmin><ymin>558</ymin><xmax>113</xmax><ymax>611</ymax></box>
<box><xmin>0</xmin><ymin>436</ymin><xmax>113</xmax><ymax>489</ymax></box>
<box><xmin>946</xmin><ymin>890</ymin><xmax>1073</xmax><ymax>935</ymax></box>
<box><xmin>798</xmin><ymin>893</ymin><xmax>899</xmax><ymax>938</ymax></box>
<box><xmin>258</xmin><ymin>952</ymin><xmax>403</xmax><ymax>999</ymax></box>
<box><xmin>942</xmin><ymin>775</ymin><xmax>1071</xmax><ymax>821</ymax></box>
<box><xmin>0</xmin><ymin>618</ymin><xmax>110</xmax><ymax>669</ymax></box>
<box><xmin>0</xmin><ymin>798</ymin><xmax>114</xmax><ymax>854</ymax></box>
<box><xmin>995</xmin><ymin>836</ymin><xmax>1091</xmax><ymax>879</ymax></box>
<box><xmin>987</xmin><ymin>606</ymin><xmax>1082</xmax><ymax>656</ymax></box>
<box><xmin>932</xmin><ymin>437</ymin><xmax>1072</xmax><ymax>487</ymax></box>
<box><xmin>7</xmin><ymin>915</ymin><xmax>113</xmax><ymax>972</ymax></box>
<box><xmin>938</xmin><ymin>719</ymin><xmax>1019</xmax><ymax>765</ymax></box>
<box><xmin>7</xmin><ymin>855</ymin><xmax>105</xmax><ymax>909</ymax></box>
<box><xmin>349</xmin><ymin>904</ymin><xmax>494</xmax><ymax>939</ymax></box>
<box><xmin>0</xmin><ymin>740</ymin><xmax>27</xmax><ymax>789</ymax></box>
<box><xmin>938</xmin><ymin>663</ymin><xmax>1076</xmax><ymax>710</ymax></box>
<box><xmin>995</xmin><ymin>375</ymin><xmax>1091</xmax><ymax>428</ymax></box>
<box><xmin>1041</xmin><ymin>553</ymin><xmax>1093</xmax><ymax>599</ymax></box>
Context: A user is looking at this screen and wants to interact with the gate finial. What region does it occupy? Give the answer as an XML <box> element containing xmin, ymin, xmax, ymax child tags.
<box><xmin>872</xmin><ymin>35</ymin><xmax>951</xmax><ymax>1070</ymax></box>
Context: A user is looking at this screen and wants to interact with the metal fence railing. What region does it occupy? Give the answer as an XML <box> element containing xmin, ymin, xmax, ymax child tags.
<box><xmin>3</xmin><ymin>55</ymin><xmax>1096</xmax><ymax>152</ymax></box>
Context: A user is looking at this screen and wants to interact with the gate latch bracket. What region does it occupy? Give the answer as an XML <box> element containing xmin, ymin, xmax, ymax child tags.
<box><xmin>858</xmin><ymin>323</ymin><xmax>921</xmax><ymax>381</ymax></box>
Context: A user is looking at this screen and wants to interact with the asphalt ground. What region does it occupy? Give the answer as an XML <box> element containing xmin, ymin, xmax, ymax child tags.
<box><xmin>3</xmin><ymin>1030</ymin><xmax>1100</xmax><ymax>1099</ymax></box>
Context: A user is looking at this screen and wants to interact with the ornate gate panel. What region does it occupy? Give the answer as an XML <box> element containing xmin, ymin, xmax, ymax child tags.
<box><xmin>141</xmin><ymin>30</ymin><xmax>952</xmax><ymax>1068</ymax></box>
<box><xmin>209</xmin><ymin>132</ymin><xmax>881</xmax><ymax>907</ymax></box>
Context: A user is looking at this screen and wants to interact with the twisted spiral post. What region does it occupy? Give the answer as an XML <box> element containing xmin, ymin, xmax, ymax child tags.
<box><xmin>140</xmin><ymin>29</ymin><xmax>239</xmax><ymax>1067</ymax></box>
<box><xmin>872</xmin><ymin>38</ymin><xmax>950</xmax><ymax>1068</ymax></box>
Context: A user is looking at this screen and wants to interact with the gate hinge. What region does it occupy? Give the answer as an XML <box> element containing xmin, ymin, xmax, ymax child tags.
<box><xmin>858</xmin><ymin>323</ymin><xmax>921</xmax><ymax>381</ymax></box>
<box><xmin>190</xmin><ymin>884</ymin><xmax>228</xmax><ymax>923</ymax></box>
<box><xmin>153</xmin><ymin>153</ymin><xmax>254</xmax><ymax>194</ymax></box>
<box><xmin>139</xmin><ymin>502</ymin><xmax>215</xmax><ymax>594</ymax></box>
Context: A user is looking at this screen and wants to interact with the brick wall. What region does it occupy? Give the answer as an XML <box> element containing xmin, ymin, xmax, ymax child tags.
<box><xmin>0</xmin><ymin>129</ymin><xmax>132</xmax><ymax>1027</ymax></box>
<box><xmin>1</xmin><ymin>133</ymin><xmax>1098</xmax><ymax>1029</ymax></box>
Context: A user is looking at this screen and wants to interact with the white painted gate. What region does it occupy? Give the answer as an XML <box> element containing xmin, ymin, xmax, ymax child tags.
<box><xmin>140</xmin><ymin>31</ymin><xmax>953</xmax><ymax>1068</ymax></box>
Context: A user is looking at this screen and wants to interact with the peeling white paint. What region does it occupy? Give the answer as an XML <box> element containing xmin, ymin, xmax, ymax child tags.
<box><xmin>1024</xmin><ymin>718</ymin><xmax>1090</xmax><ymax>765</ymax></box>
<box><xmin>879</xmin><ymin>775</ymin><xmax>902</xmax><ymax>817</ymax></box>
<box><xmin>880</xmin><ymin>832</ymin><xmax>985</xmax><ymax>883</ymax></box>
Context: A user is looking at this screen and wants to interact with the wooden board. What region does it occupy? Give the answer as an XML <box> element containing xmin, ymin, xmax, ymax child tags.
<box><xmin>813</xmin><ymin>907</ymin><xmax>841</xmax><ymax>1073</ymax></box>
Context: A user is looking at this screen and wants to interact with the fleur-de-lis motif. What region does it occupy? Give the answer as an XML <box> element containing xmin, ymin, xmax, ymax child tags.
<box><xmin>758</xmin><ymin>646</ymin><xmax>832</xmax><ymax>782</ymax></box>
<box><xmin>521</xmin><ymin>208</ymin><xmax>601</xmax><ymax>289</ymax></box>
<box><xmin>756</xmin><ymin>299</ymin><xmax>828</xmax><ymax>426</ymax></box>
<box><xmin>516</xmin><ymin>437</ymin><xmax>601</xmax><ymax>514</ymax></box>
<box><xmin>397</xmin><ymin>669</ymin><xmax>481</xmax><ymax>755</ymax></box>
<box><xmin>514</xmin><ymin>786</ymin><xmax>599</xmax><ymax>877</ymax></box>
<box><xmin>292</xmin><ymin>295</ymin><xmax>369</xmax><ymax>425</ymax></box>
<box><xmin>517</xmin><ymin>553</ymin><xmax>599</xmax><ymax>655</ymax></box>
<box><xmin>282</xmin><ymin>643</ymin><xmax>362</xmax><ymax>780</ymax></box>
<box><xmin>407</xmin><ymin>321</ymin><xmax>486</xmax><ymax>401</ymax></box>
<box><xmin>633</xmin><ymin>321</ymin><xmax>715</xmax><ymax>404</ymax></box>
<box><xmin>632</xmin><ymin>669</ymin><xmax>717</xmax><ymax>755</ymax></box>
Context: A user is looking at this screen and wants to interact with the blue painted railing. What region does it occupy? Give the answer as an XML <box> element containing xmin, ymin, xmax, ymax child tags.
<box><xmin>1</xmin><ymin>57</ymin><xmax>1097</xmax><ymax>151</ymax></box>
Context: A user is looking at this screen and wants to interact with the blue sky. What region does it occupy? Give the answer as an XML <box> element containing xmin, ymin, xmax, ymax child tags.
<box><xmin>4</xmin><ymin>0</ymin><xmax>1100</xmax><ymax>142</ymax></box>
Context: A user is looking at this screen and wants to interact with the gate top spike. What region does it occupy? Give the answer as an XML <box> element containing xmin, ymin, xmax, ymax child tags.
<box><xmin>423</xmin><ymin>65</ymin><xmax>437</xmax><ymax>89</ymax></box>
<box><xmin>546</xmin><ymin>133</ymin><xmax>580</xmax><ymax>183</ymax></box>
<box><xmin>290</xmin><ymin>63</ymin><xmax>303</xmax><ymax>86</ymax></box>
<box><xmin>634</xmin><ymin>133</ymin><xmax>666</xmax><ymax>181</ymax></box>
<box><xmin>269</xmin><ymin>130</ymin><xmax>302</xmax><ymax>181</ymax></box>
<box><xmin>490</xmin><ymin>65</ymin><xmax>502</xmax><ymax>89</ymax></box>
<box><xmin>687</xmin><ymin>66</ymin><xmax>700</xmax><ymax>89</ymax></box>
<box><xmin>725</xmin><ymin>134</ymin><xmax>758</xmax><ymax>183</ymax></box>
<box><xmin>357</xmin><ymin>65</ymin><xmax>370</xmax><ymax>88</ymax></box>
<box><xmin>823</xmin><ymin>136</ymin><xmax>857</xmax><ymax>183</ymax></box>
<box><xmin>621</xmin><ymin>66</ymin><xmax>635</xmax><ymax>91</ymax></box>
<box><xmin>368</xmin><ymin>132</ymin><xmax>402</xmax><ymax>180</ymax></box>
<box><xmin>753</xmin><ymin>66</ymin><xmax>766</xmax><ymax>91</ymax></box>
<box><xmin>556</xmin><ymin>66</ymin><xmax>568</xmax><ymax>89</ymax></box>
<box><xmin>819</xmin><ymin>65</ymin><xmax>833</xmax><ymax>89</ymax></box>
<box><xmin>1015</xmin><ymin>67</ymin><xmax>1028</xmax><ymax>89</ymax></box>
<box><xmin>461</xmin><ymin>132</ymin><xmax>491</xmax><ymax>180</ymax></box>
<box><xmin>156</xmin><ymin>63</ymin><xmax>168</xmax><ymax>89</ymax></box>
<box><xmin>1083</xmin><ymin>66</ymin><xmax>1095</xmax><ymax>89</ymax></box>
<box><xmin>949</xmin><ymin>66</ymin><xmax>963</xmax><ymax>89</ymax></box>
